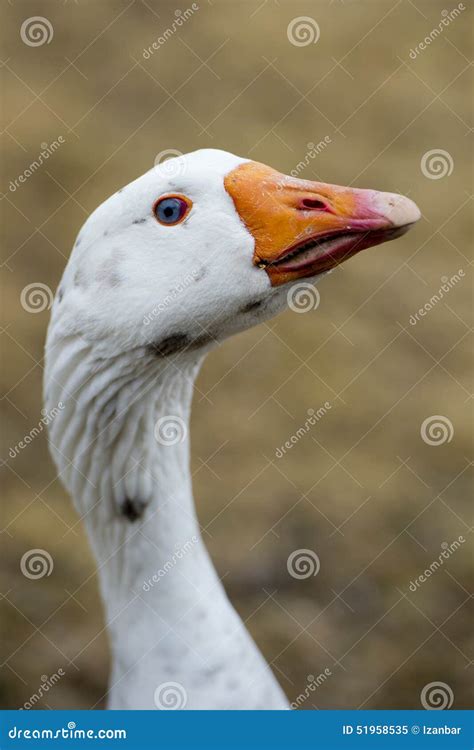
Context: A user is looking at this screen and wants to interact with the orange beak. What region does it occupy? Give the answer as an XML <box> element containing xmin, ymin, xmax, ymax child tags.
<box><xmin>224</xmin><ymin>161</ymin><xmax>420</xmax><ymax>286</ymax></box>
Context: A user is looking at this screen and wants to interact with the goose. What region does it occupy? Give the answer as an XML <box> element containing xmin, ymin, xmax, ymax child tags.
<box><xmin>44</xmin><ymin>148</ymin><xmax>420</xmax><ymax>710</ymax></box>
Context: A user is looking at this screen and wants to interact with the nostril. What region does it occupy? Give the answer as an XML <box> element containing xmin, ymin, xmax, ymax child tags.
<box><xmin>299</xmin><ymin>197</ymin><xmax>331</xmax><ymax>212</ymax></box>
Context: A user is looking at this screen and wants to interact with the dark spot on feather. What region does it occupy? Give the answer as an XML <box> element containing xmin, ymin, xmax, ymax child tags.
<box><xmin>192</xmin><ymin>665</ymin><xmax>221</xmax><ymax>684</ymax></box>
<box><xmin>201</xmin><ymin>665</ymin><xmax>222</xmax><ymax>679</ymax></box>
<box><xmin>57</xmin><ymin>286</ymin><xmax>64</xmax><ymax>303</ymax></box>
<box><xmin>193</xmin><ymin>267</ymin><xmax>207</xmax><ymax>282</ymax></box>
<box><xmin>195</xmin><ymin>608</ymin><xmax>207</xmax><ymax>622</ymax></box>
<box><xmin>120</xmin><ymin>497</ymin><xmax>147</xmax><ymax>522</ymax></box>
<box><xmin>241</xmin><ymin>299</ymin><xmax>264</xmax><ymax>314</ymax></box>
<box><xmin>98</xmin><ymin>257</ymin><xmax>122</xmax><ymax>287</ymax></box>
<box><xmin>109</xmin><ymin>273</ymin><xmax>121</xmax><ymax>287</ymax></box>
<box><xmin>74</xmin><ymin>268</ymin><xmax>87</xmax><ymax>288</ymax></box>
<box><xmin>147</xmin><ymin>333</ymin><xmax>193</xmax><ymax>357</ymax></box>
<box><xmin>133</xmin><ymin>218</ymin><xmax>147</xmax><ymax>225</ymax></box>
<box><xmin>103</xmin><ymin>230</ymin><xmax>109</xmax><ymax>237</ymax></box>
<box><xmin>147</xmin><ymin>331</ymin><xmax>217</xmax><ymax>357</ymax></box>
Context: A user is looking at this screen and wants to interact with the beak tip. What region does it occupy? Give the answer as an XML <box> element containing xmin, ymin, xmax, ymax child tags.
<box><xmin>373</xmin><ymin>191</ymin><xmax>421</xmax><ymax>228</ymax></box>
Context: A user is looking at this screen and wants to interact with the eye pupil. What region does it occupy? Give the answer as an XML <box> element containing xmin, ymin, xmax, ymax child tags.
<box><xmin>154</xmin><ymin>195</ymin><xmax>190</xmax><ymax>225</ymax></box>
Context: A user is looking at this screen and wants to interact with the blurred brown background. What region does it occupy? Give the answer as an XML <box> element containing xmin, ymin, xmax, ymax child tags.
<box><xmin>1</xmin><ymin>0</ymin><xmax>472</xmax><ymax>710</ymax></box>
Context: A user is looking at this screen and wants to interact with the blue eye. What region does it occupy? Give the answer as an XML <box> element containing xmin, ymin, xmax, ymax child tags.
<box><xmin>154</xmin><ymin>195</ymin><xmax>191</xmax><ymax>225</ymax></box>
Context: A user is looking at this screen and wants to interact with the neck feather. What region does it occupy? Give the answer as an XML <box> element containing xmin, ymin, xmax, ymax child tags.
<box><xmin>45</xmin><ymin>335</ymin><xmax>212</xmax><ymax>590</ymax></box>
<box><xmin>45</xmin><ymin>334</ymin><xmax>289</xmax><ymax>710</ymax></box>
<box><xmin>46</xmin><ymin>336</ymin><xmax>199</xmax><ymax>514</ymax></box>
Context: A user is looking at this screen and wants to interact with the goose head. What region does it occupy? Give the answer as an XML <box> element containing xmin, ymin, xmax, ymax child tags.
<box><xmin>45</xmin><ymin>148</ymin><xmax>419</xmax><ymax>520</ymax></box>
<box><xmin>51</xmin><ymin>148</ymin><xmax>420</xmax><ymax>359</ymax></box>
